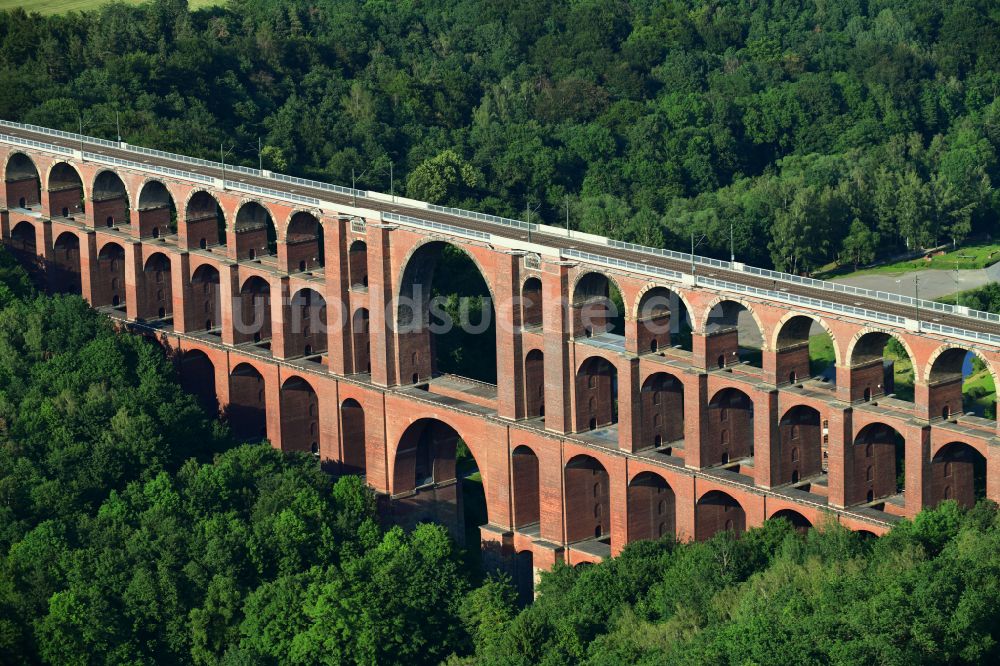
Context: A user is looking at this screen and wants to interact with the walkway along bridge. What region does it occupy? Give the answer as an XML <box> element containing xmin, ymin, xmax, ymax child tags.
<box><xmin>3</xmin><ymin>120</ymin><xmax>1000</xmax><ymax>588</ymax></box>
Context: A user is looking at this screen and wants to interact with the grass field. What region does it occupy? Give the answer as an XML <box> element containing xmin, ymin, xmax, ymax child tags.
<box><xmin>0</xmin><ymin>0</ymin><xmax>221</xmax><ymax>14</ymax></box>
<box><xmin>816</xmin><ymin>241</ymin><xmax>1000</xmax><ymax>280</ymax></box>
<box><xmin>963</xmin><ymin>368</ymin><xmax>997</xmax><ymax>418</ymax></box>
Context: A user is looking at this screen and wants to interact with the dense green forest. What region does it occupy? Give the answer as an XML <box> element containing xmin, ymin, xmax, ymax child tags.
<box><xmin>1</xmin><ymin>0</ymin><xmax>999</xmax><ymax>271</ymax></box>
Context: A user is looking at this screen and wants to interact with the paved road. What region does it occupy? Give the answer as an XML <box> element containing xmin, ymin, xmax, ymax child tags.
<box><xmin>834</xmin><ymin>263</ymin><xmax>1000</xmax><ymax>301</ymax></box>
<box><xmin>4</xmin><ymin>123</ymin><xmax>1000</xmax><ymax>340</ymax></box>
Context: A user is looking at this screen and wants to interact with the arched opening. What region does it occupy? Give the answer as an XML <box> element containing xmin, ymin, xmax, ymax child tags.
<box><xmin>140</xmin><ymin>252</ymin><xmax>172</xmax><ymax>320</ymax></box>
<box><xmin>929</xmin><ymin>348</ymin><xmax>996</xmax><ymax>421</ymax></box>
<box><xmin>521</xmin><ymin>277</ymin><xmax>543</xmax><ymax>328</ymax></box>
<box><xmin>627</xmin><ymin>472</ymin><xmax>675</xmax><ymax>542</ymax></box>
<box><xmin>575</xmin><ymin>356</ymin><xmax>618</xmax><ymax>432</ymax></box>
<box><xmin>393</xmin><ymin>418</ymin><xmax>484</xmax><ymax>545</ymax></box>
<box><xmin>775</xmin><ymin>315</ymin><xmax>836</xmax><ymax>386</ymax></box>
<box><xmin>852</xmin><ymin>423</ymin><xmax>905</xmax><ymax>506</ymax></box>
<box><xmin>4</xmin><ymin>152</ymin><xmax>41</xmax><ymax>209</ymax></box>
<box><xmin>286</xmin><ymin>211</ymin><xmax>323</xmax><ymax>272</ymax></box>
<box><xmin>340</xmin><ymin>398</ymin><xmax>367</xmax><ymax>475</ymax></box>
<box><xmin>512</xmin><ymin>445</ymin><xmax>540</xmax><ymax>529</ymax></box>
<box><xmin>351</xmin><ymin>308</ymin><xmax>371</xmax><ymax>374</ymax></box>
<box><xmin>640</xmin><ymin>372</ymin><xmax>683</xmax><ymax>450</ymax></box>
<box><xmin>288</xmin><ymin>288</ymin><xmax>327</xmax><ymax>359</ymax></box>
<box><xmin>136</xmin><ymin>180</ymin><xmax>176</xmax><ymax>239</ymax></box>
<box><xmin>849</xmin><ymin>332</ymin><xmax>914</xmax><ymax>402</ymax></box>
<box><xmin>637</xmin><ymin>286</ymin><xmax>691</xmax><ymax>353</ymax></box>
<box><xmin>572</xmin><ymin>272</ymin><xmax>624</xmax><ymax>338</ymax></box>
<box><xmin>47</xmin><ymin>162</ymin><xmax>84</xmax><ymax>218</ymax></box>
<box><xmin>94</xmin><ymin>242</ymin><xmax>125</xmax><ymax>309</ymax></box>
<box><xmin>177</xmin><ymin>349</ymin><xmax>217</xmax><ymax>414</ymax></box>
<box><xmin>770</xmin><ymin>508</ymin><xmax>812</xmax><ymax>534</ymax></box>
<box><xmin>778</xmin><ymin>405</ymin><xmax>822</xmax><ymax>485</ymax></box>
<box><xmin>930</xmin><ymin>442</ymin><xmax>986</xmax><ymax>509</ymax></box>
<box><xmin>184</xmin><ymin>191</ymin><xmax>225</xmax><ymax>249</ymax></box>
<box><xmin>51</xmin><ymin>231</ymin><xmax>81</xmax><ymax>295</ymax></box>
<box><xmin>348</xmin><ymin>240</ymin><xmax>368</xmax><ymax>289</ymax></box>
<box><xmin>707</xmin><ymin>388</ymin><xmax>754</xmax><ymax>467</ymax></box>
<box><xmin>706</xmin><ymin>300</ymin><xmax>763</xmax><ymax>368</ymax></box>
<box><xmin>190</xmin><ymin>264</ymin><xmax>221</xmax><ymax>332</ymax></box>
<box><xmin>228</xmin><ymin>363</ymin><xmax>267</xmax><ymax>442</ymax></box>
<box><xmin>280</xmin><ymin>376</ymin><xmax>319</xmax><ymax>455</ymax></box>
<box><xmin>234</xmin><ymin>201</ymin><xmax>277</xmax><ymax>260</ymax></box>
<box><xmin>565</xmin><ymin>454</ymin><xmax>610</xmax><ymax>544</ymax></box>
<box><xmin>9</xmin><ymin>221</ymin><xmax>39</xmax><ymax>274</ymax></box>
<box><xmin>236</xmin><ymin>276</ymin><xmax>272</xmax><ymax>344</ymax></box>
<box><xmin>92</xmin><ymin>170</ymin><xmax>129</xmax><ymax>229</ymax></box>
<box><xmin>696</xmin><ymin>490</ymin><xmax>746</xmax><ymax>540</ymax></box>
<box><xmin>524</xmin><ymin>349</ymin><xmax>545</xmax><ymax>418</ymax></box>
<box><xmin>397</xmin><ymin>241</ymin><xmax>496</xmax><ymax>383</ymax></box>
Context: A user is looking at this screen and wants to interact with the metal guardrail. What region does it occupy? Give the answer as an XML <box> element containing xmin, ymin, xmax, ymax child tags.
<box><xmin>426</xmin><ymin>203</ymin><xmax>535</xmax><ymax>232</ymax></box>
<box><xmin>563</xmin><ymin>248</ymin><xmax>685</xmax><ymax>281</ymax></box>
<box><xmin>224</xmin><ymin>180</ymin><xmax>319</xmax><ymax>206</ymax></box>
<box><xmin>0</xmin><ymin>132</ymin><xmax>72</xmax><ymax>155</ymax></box>
<box><xmin>608</xmin><ymin>238</ymin><xmax>732</xmax><ymax>270</ymax></box>
<box><xmin>272</xmin><ymin>172</ymin><xmax>365</xmax><ymax>199</ymax></box>
<box><xmin>83</xmin><ymin>152</ymin><xmax>214</xmax><ymax>184</ymax></box>
<box><xmin>382</xmin><ymin>211</ymin><xmax>490</xmax><ymax>241</ymax></box>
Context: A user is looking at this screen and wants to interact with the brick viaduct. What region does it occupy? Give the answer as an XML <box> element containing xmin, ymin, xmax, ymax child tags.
<box><xmin>3</xmin><ymin>131</ymin><xmax>1000</xmax><ymax>587</ymax></box>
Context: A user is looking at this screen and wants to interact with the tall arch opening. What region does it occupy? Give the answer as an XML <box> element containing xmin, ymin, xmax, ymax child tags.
<box><xmin>48</xmin><ymin>162</ymin><xmax>83</xmax><ymax>218</ymax></box>
<box><xmin>512</xmin><ymin>445</ymin><xmax>540</xmax><ymax>529</ymax></box>
<box><xmin>930</xmin><ymin>442</ymin><xmax>986</xmax><ymax>508</ymax></box>
<box><xmin>778</xmin><ymin>405</ymin><xmax>822</xmax><ymax>485</ymax></box>
<box><xmin>627</xmin><ymin>471</ymin><xmax>675</xmax><ymax>542</ymax></box>
<box><xmin>185</xmin><ymin>191</ymin><xmax>225</xmax><ymax>249</ymax></box>
<box><xmin>348</xmin><ymin>240</ymin><xmax>368</xmax><ymax>289</ymax></box>
<box><xmin>521</xmin><ymin>277</ymin><xmax>543</xmax><ymax>329</ymax></box>
<box><xmin>397</xmin><ymin>241</ymin><xmax>496</xmax><ymax>384</ymax></box>
<box><xmin>136</xmin><ymin>180</ymin><xmax>176</xmax><ymax>239</ymax></box>
<box><xmin>280</xmin><ymin>376</ymin><xmax>319</xmax><ymax>455</ymax></box>
<box><xmin>575</xmin><ymin>356</ymin><xmax>618</xmax><ymax>432</ymax></box>
<box><xmin>696</xmin><ymin>490</ymin><xmax>745</xmax><ymax>540</ymax></box>
<box><xmin>775</xmin><ymin>315</ymin><xmax>836</xmax><ymax>386</ymax></box>
<box><xmin>340</xmin><ymin>398</ymin><xmax>367</xmax><ymax>475</ymax></box>
<box><xmin>140</xmin><ymin>252</ymin><xmax>172</xmax><ymax>320</ymax></box>
<box><xmin>350</xmin><ymin>308</ymin><xmax>371</xmax><ymax>374</ymax></box>
<box><xmin>770</xmin><ymin>508</ymin><xmax>812</xmax><ymax>534</ymax></box>
<box><xmin>9</xmin><ymin>221</ymin><xmax>38</xmax><ymax>273</ymax></box>
<box><xmin>850</xmin><ymin>332</ymin><xmax>914</xmax><ymax>403</ymax></box>
<box><xmin>92</xmin><ymin>170</ymin><xmax>129</xmax><ymax>229</ymax></box>
<box><xmin>707</xmin><ymin>388</ymin><xmax>754</xmax><ymax>467</ymax></box>
<box><xmin>572</xmin><ymin>272</ymin><xmax>624</xmax><ymax>339</ymax></box>
<box><xmin>286</xmin><ymin>211</ymin><xmax>323</xmax><ymax>272</ymax></box>
<box><xmin>288</xmin><ymin>288</ymin><xmax>327</xmax><ymax>360</ymax></box>
<box><xmin>393</xmin><ymin>418</ymin><xmax>484</xmax><ymax>545</ymax></box>
<box><xmin>637</xmin><ymin>286</ymin><xmax>691</xmax><ymax>353</ymax></box>
<box><xmin>524</xmin><ymin>349</ymin><xmax>545</xmax><ymax>419</ymax></box>
<box><xmin>234</xmin><ymin>201</ymin><xmax>276</xmax><ymax>260</ymax></box>
<box><xmin>94</xmin><ymin>242</ymin><xmax>125</xmax><ymax>309</ymax></box>
<box><xmin>236</xmin><ymin>276</ymin><xmax>272</xmax><ymax>345</ymax></box>
<box><xmin>190</xmin><ymin>264</ymin><xmax>221</xmax><ymax>333</ymax></box>
<box><xmin>640</xmin><ymin>372</ymin><xmax>683</xmax><ymax>451</ymax></box>
<box><xmin>706</xmin><ymin>300</ymin><xmax>763</xmax><ymax>368</ymax></box>
<box><xmin>929</xmin><ymin>349</ymin><xmax>996</xmax><ymax>421</ymax></box>
<box><xmin>178</xmin><ymin>349</ymin><xmax>217</xmax><ymax>414</ymax></box>
<box><xmin>5</xmin><ymin>153</ymin><xmax>40</xmax><ymax>209</ymax></box>
<box><xmin>51</xmin><ymin>232</ymin><xmax>81</xmax><ymax>295</ymax></box>
<box><xmin>228</xmin><ymin>363</ymin><xmax>267</xmax><ymax>442</ymax></box>
<box><xmin>852</xmin><ymin>423</ymin><xmax>905</xmax><ymax>506</ymax></box>
<box><xmin>565</xmin><ymin>454</ymin><xmax>611</xmax><ymax>545</ymax></box>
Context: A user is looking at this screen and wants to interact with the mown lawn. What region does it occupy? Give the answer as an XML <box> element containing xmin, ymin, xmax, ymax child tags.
<box><xmin>0</xmin><ymin>0</ymin><xmax>220</xmax><ymax>14</ymax></box>
<box><xmin>816</xmin><ymin>241</ymin><xmax>1000</xmax><ymax>279</ymax></box>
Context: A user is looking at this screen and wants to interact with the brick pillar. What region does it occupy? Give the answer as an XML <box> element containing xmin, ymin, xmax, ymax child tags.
<box><xmin>617</xmin><ymin>357</ymin><xmax>641</xmax><ymax>452</ymax></box>
<box><xmin>675</xmin><ymin>473</ymin><xmax>696</xmax><ymax>542</ymax></box>
<box><xmin>835</xmin><ymin>365</ymin><xmax>853</xmax><ymax>403</ymax></box>
<box><xmin>366</xmin><ymin>222</ymin><xmax>396</xmax><ymax>387</ymax></box>
<box><xmin>690</xmin><ymin>332</ymin><xmax>709</xmax><ymax>371</ymax></box>
<box><xmin>683</xmin><ymin>373</ymin><xmax>708</xmax><ymax>468</ymax></box>
<box><xmin>542</xmin><ymin>261</ymin><xmax>572</xmax><ymax>433</ymax></box>
<box><xmin>123</xmin><ymin>241</ymin><xmax>142</xmax><ymax>321</ymax></box>
<box><xmin>0</xmin><ymin>210</ymin><xmax>8</xmax><ymax>241</ymax></box>
<box><xmin>324</xmin><ymin>217</ymin><xmax>350</xmax><ymax>375</ymax></box>
<box><xmin>609</xmin><ymin>456</ymin><xmax>628</xmax><ymax>556</ymax></box>
<box><xmin>218</xmin><ymin>263</ymin><xmax>238</xmax><ymax>346</ymax></box>
<box><xmin>39</xmin><ymin>219</ymin><xmax>53</xmax><ymax>268</ymax></box>
<box><xmin>904</xmin><ymin>423</ymin><xmax>930</xmax><ymax>518</ymax></box>
<box><xmin>270</xmin><ymin>276</ymin><xmax>290</xmax><ymax>359</ymax></box>
<box><xmin>79</xmin><ymin>232</ymin><xmax>97</xmax><ymax>305</ymax></box>
<box><xmin>762</xmin><ymin>349</ymin><xmax>778</xmax><ymax>386</ymax></box>
<box><xmin>753</xmin><ymin>389</ymin><xmax>779</xmax><ymax>488</ymax></box>
<box><xmin>496</xmin><ymin>253</ymin><xmax>523</xmax><ymax>420</ymax></box>
<box><xmin>264</xmin><ymin>364</ymin><xmax>282</xmax><ymax>450</ymax></box>
<box><xmin>826</xmin><ymin>406</ymin><xmax>850</xmax><ymax>508</ymax></box>
<box><xmin>989</xmin><ymin>439</ymin><xmax>1000</xmax><ymax>504</ymax></box>
<box><xmin>913</xmin><ymin>380</ymin><xmax>931</xmax><ymax>421</ymax></box>
<box><xmin>171</xmin><ymin>253</ymin><xmax>191</xmax><ymax>333</ymax></box>
<box><xmin>623</xmin><ymin>314</ymin><xmax>639</xmax><ymax>355</ymax></box>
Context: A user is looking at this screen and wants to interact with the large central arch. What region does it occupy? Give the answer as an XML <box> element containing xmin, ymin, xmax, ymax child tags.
<box><xmin>396</xmin><ymin>241</ymin><xmax>497</xmax><ymax>384</ymax></box>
